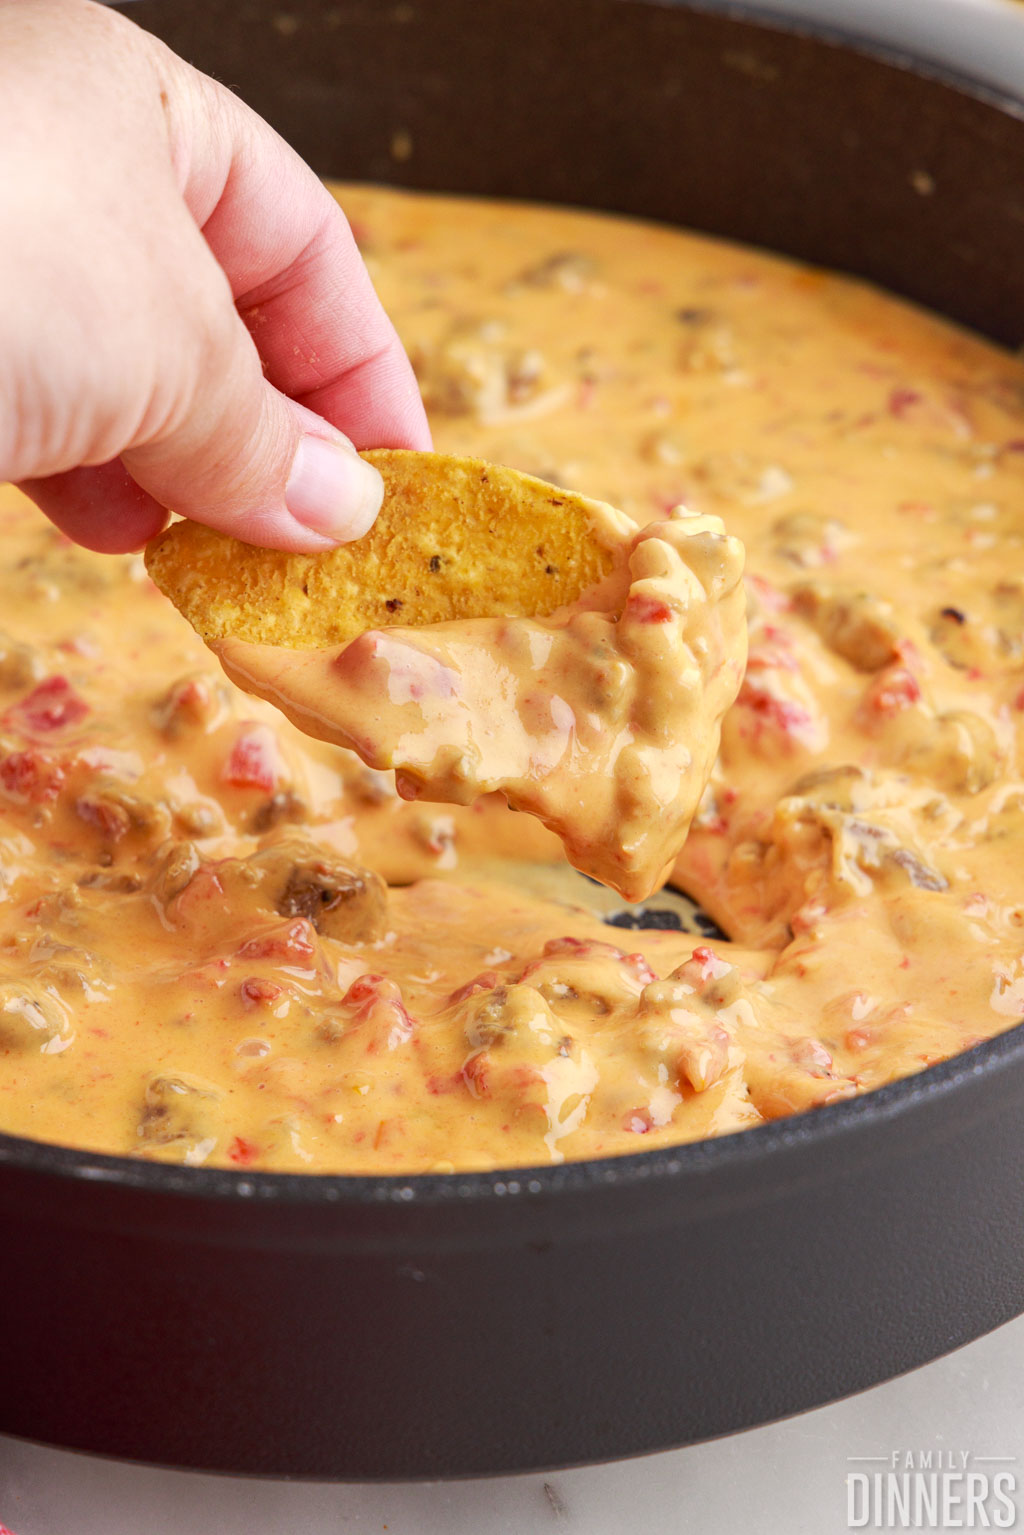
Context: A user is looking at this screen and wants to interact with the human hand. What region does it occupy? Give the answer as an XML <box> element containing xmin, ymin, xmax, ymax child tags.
<box><xmin>0</xmin><ymin>0</ymin><xmax>431</xmax><ymax>555</ymax></box>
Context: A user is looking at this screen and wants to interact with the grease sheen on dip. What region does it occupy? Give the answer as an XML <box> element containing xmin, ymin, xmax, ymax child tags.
<box><xmin>0</xmin><ymin>185</ymin><xmax>1023</xmax><ymax>1173</ymax></box>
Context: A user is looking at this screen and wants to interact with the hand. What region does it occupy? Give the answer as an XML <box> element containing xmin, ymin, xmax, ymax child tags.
<box><xmin>0</xmin><ymin>0</ymin><xmax>431</xmax><ymax>554</ymax></box>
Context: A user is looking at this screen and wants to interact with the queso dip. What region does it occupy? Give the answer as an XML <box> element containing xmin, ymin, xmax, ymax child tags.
<box><xmin>0</xmin><ymin>184</ymin><xmax>1022</xmax><ymax>1172</ymax></box>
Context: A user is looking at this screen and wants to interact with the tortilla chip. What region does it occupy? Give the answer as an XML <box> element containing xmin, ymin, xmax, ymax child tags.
<box><xmin>144</xmin><ymin>450</ymin><xmax>631</xmax><ymax>648</ymax></box>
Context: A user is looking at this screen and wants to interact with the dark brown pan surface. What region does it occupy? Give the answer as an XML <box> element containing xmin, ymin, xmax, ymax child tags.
<box><xmin>128</xmin><ymin>0</ymin><xmax>1024</xmax><ymax>347</ymax></box>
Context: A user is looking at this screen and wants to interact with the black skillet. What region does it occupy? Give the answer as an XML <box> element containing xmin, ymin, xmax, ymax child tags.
<box><xmin>2</xmin><ymin>0</ymin><xmax>1024</xmax><ymax>1480</ymax></box>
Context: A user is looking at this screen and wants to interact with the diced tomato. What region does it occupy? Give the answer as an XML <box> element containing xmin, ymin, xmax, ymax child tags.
<box><xmin>543</xmin><ymin>935</ymin><xmax>586</xmax><ymax>957</ymax></box>
<box><xmin>6</xmin><ymin>676</ymin><xmax>88</xmax><ymax>736</ymax></box>
<box><xmin>686</xmin><ymin>945</ymin><xmax>732</xmax><ymax>986</ymax></box>
<box><xmin>0</xmin><ymin>749</ymin><xmax>65</xmax><ymax>803</ymax></box>
<box><xmin>542</xmin><ymin>936</ymin><xmax>627</xmax><ymax>961</ymax></box>
<box><xmin>228</xmin><ymin>1136</ymin><xmax>259</xmax><ymax>1166</ymax></box>
<box><xmin>333</xmin><ymin>633</ymin><xmax>457</xmax><ymax>703</ymax></box>
<box><xmin>222</xmin><ymin>723</ymin><xmax>282</xmax><ymax>792</ymax></box>
<box><xmin>447</xmin><ymin>970</ymin><xmax>501</xmax><ymax>1006</ymax></box>
<box><xmin>792</xmin><ymin>1038</ymin><xmax>834</xmax><ymax>1074</ymax></box>
<box><xmin>862</xmin><ymin>665</ymin><xmax>921</xmax><ymax>717</ymax></box>
<box><xmin>460</xmin><ymin>1052</ymin><xmax>490</xmax><ymax>1098</ymax></box>
<box><xmin>888</xmin><ymin>386</ymin><xmax>922</xmax><ymax>418</ymax></box>
<box><xmin>624</xmin><ymin>953</ymin><xmax>658</xmax><ymax>986</ymax></box>
<box><xmin>523</xmin><ymin>941</ymin><xmax>655</xmax><ymax>992</ymax></box>
<box><xmin>76</xmin><ymin>795</ymin><xmax>133</xmax><ymax>841</ymax></box>
<box><xmin>737</xmin><ymin>678</ymin><xmax>815</xmax><ymax>738</ymax></box>
<box><xmin>627</xmin><ymin>594</ymin><xmax>674</xmax><ymax>624</ymax></box>
<box><xmin>344</xmin><ymin>973</ymin><xmax>416</xmax><ymax>1049</ymax></box>
<box><xmin>240</xmin><ymin>977</ymin><xmax>284</xmax><ymax>1008</ymax></box>
<box><xmin>344</xmin><ymin>973</ymin><xmax>387</xmax><ymax>1006</ymax></box>
<box><xmin>426</xmin><ymin>1073</ymin><xmax>459</xmax><ymax>1096</ymax></box>
<box><xmin>238</xmin><ymin>919</ymin><xmax>316</xmax><ymax>962</ymax></box>
<box><xmin>160</xmin><ymin>676</ymin><xmax>218</xmax><ymax>731</ymax></box>
<box><xmin>169</xmin><ymin>867</ymin><xmax>225</xmax><ymax>923</ymax></box>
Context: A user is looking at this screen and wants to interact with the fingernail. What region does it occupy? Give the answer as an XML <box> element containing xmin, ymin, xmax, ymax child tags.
<box><xmin>285</xmin><ymin>435</ymin><xmax>383</xmax><ymax>542</ymax></box>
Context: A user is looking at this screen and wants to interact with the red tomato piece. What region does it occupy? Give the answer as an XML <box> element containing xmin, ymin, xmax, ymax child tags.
<box><xmin>864</xmin><ymin>666</ymin><xmax>921</xmax><ymax>716</ymax></box>
<box><xmin>240</xmin><ymin>977</ymin><xmax>284</xmax><ymax>1008</ymax></box>
<box><xmin>888</xmin><ymin>386</ymin><xmax>922</xmax><ymax>418</ymax></box>
<box><xmin>228</xmin><ymin>1136</ymin><xmax>259</xmax><ymax>1165</ymax></box>
<box><xmin>447</xmin><ymin>970</ymin><xmax>501</xmax><ymax>1007</ymax></box>
<box><xmin>238</xmin><ymin>920</ymin><xmax>316</xmax><ymax>962</ymax></box>
<box><xmin>223</xmin><ymin>724</ymin><xmax>282</xmax><ymax>792</ymax></box>
<box><xmin>627</xmin><ymin>594</ymin><xmax>674</xmax><ymax>624</ymax></box>
<box><xmin>0</xmin><ymin>749</ymin><xmax>65</xmax><ymax>802</ymax></box>
<box><xmin>7</xmin><ymin>676</ymin><xmax>88</xmax><ymax>736</ymax></box>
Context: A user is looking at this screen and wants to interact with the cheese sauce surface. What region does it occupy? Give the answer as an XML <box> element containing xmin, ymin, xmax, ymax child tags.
<box><xmin>215</xmin><ymin>506</ymin><xmax>747</xmax><ymax>901</ymax></box>
<box><xmin>1</xmin><ymin>184</ymin><xmax>1024</xmax><ymax>1172</ymax></box>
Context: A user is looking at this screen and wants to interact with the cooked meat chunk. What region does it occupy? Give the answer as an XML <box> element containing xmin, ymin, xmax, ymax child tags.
<box><xmin>792</xmin><ymin>583</ymin><xmax>902</xmax><ymax>671</ymax></box>
<box><xmin>0</xmin><ymin>979</ymin><xmax>72</xmax><ymax>1051</ymax></box>
<box><xmin>136</xmin><ymin>1073</ymin><xmax>225</xmax><ymax>1165</ymax></box>
<box><xmin>250</xmin><ymin>838</ymin><xmax>388</xmax><ymax>943</ymax></box>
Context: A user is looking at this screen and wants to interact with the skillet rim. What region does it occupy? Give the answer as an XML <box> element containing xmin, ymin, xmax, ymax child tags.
<box><xmin>651</xmin><ymin>0</ymin><xmax>1024</xmax><ymax>124</ymax></box>
<box><xmin>2</xmin><ymin>1021</ymin><xmax>1022</xmax><ymax>1206</ymax></box>
<box><xmin>3</xmin><ymin>0</ymin><xmax>1024</xmax><ymax>1213</ymax></box>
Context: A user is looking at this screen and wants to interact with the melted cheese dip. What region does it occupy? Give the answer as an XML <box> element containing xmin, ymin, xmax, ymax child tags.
<box><xmin>1</xmin><ymin>184</ymin><xmax>1023</xmax><ymax>1173</ymax></box>
<box><xmin>215</xmin><ymin>506</ymin><xmax>747</xmax><ymax>901</ymax></box>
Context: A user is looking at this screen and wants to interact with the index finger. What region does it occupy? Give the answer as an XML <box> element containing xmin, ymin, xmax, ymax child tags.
<box><xmin>167</xmin><ymin>60</ymin><xmax>431</xmax><ymax>451</ymax></box>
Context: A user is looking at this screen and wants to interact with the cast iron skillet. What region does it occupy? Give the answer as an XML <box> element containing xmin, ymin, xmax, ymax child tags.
<box><xmin>2</xmin><ymin>0</ymin><xmax>1024</xmax><ymax>1481</ymax></box>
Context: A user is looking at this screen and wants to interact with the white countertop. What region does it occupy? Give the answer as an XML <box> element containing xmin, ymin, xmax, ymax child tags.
<box><xmin>4</xmin><ymin>2</ymin><xmax>1023</xmax><ymax>1531</ymax></box>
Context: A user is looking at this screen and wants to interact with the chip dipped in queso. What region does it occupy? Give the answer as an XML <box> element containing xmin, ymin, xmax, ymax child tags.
<box><xmin>1</xmin><ymin>184</ymin><xmax>1023</xmax><ymax>1174</ymax></box>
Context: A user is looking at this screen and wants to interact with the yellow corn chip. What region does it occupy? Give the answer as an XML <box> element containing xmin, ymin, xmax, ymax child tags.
<box><xmin>144</xmin><ymin>450</ymin><xmax>631</xmax><ymax>648</ymax></box>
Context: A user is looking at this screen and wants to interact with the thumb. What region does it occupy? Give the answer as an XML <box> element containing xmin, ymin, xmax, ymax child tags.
<box><xmin>122</xmin><ymin>301</ymin><xmax>386</xmax><ymax>553</ymax></box>
<box><xmin>21</xmin><ymin>298</ymin><xmax>386</xmax><ymax>558</ymax></box>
